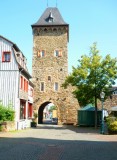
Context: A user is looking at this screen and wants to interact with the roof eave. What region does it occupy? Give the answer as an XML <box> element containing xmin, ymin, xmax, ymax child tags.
<box><xmin>19</xmin><ymin>66</ymin><xmax>32</xmax><ymax>79</ymax></box>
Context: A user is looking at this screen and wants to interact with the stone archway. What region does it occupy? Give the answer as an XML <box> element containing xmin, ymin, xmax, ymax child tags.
<box><xmin>38</xmin><ymin>101</ymin><xmax>51</xmax><ymax>124</ymax></box>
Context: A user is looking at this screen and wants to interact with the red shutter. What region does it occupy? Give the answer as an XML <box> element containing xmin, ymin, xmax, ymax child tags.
<box><xmin>28</xmin><ymin>103</ymin><xmax>30</xmax><ymax>118</ymax></box>
<box><xmin>30</xmin><ymin>104</ymin><xmax>33</xmax><ymax>117</ymax></box>
<box><xmin>37</xmin><ymin>50</ymin><xmax>41</xmax><ymax>57</ymax></box>
<box><xmin>58</xmin><ymin>50</ymin><xmax>62</xmax><ymax>57</ymax></box>
<box><xmin>27</xmin><ymin>81</ymin><xmax>28</xmax><ymax>92</ymax></box>
<box><xmin>2</xmin><ymin>52</ymin><xmax>4</xmax><ymax>62</ymax></box>
<box><xmin>24</xmin><ymin>79</ymin><xmax>26</xmax><ymax>91</ymax></box>
<box><xmin>28</xmin><ymin>103</ymin><xmax>33</xmax><ymax>118</ymax></box>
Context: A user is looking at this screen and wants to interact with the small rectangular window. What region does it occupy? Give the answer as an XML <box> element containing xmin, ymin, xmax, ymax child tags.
<box><xmin>54</xmin><ymin>82</ymin><xmax>58</xmax><ymax>91</ymax></box>
<box><xmin>40</xmin><ymin>82</ymin><xmax>44</xmax><ymax>91</ymax></box>
<box><xmin>55</xmin><ymin>50</ymin><xmax>59</xmax><ymax>57</ymax></box>
<box><xmin>54</xmin><ymin>50</ymin><xmax>62</xmax><ymax>57</ymax></box>
<box><xmin>37</xmin><ymin>50</ymin><xmax>45</xmax><ymax>57</ymax></box>
<box><xmin>41</xmin><ymin>50</ymin><xmax>45</xmax><ymax>57</ymax></box>
<box><xmin>48</xmin><ymin>76</ymin><xmax>51</xmax><ymax>81</ymax></box>
<box><xmin>2</xmin><ymin>52</ymin><xmax>11</xmax><ymax>62</ymax></box>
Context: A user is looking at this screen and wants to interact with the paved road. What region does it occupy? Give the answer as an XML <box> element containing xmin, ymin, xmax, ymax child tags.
<box><xmin>0</xmin><ymin>124</ymin><xmax>117</xmax><ymax>160</ymax></box>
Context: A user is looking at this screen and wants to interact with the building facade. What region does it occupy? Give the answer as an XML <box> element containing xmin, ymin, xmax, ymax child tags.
<box><xmin>32</xmin><ymin>7</ymin><xmax>79</xmax><ymax>125</ymax></box>
<box><xmin>0</xmin><ymin>35</ymin><xmax>34</xmax><ymax>130</ymax></box>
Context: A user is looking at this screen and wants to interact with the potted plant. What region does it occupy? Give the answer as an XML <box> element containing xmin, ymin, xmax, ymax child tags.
<box><xmin>31</xmin><ymin>112</ymin><xmax>38</xmax><ymax>127</ymax></box>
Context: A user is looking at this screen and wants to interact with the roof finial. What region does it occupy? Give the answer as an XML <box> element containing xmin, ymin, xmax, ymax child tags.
<box><xmin>56</xmin><ymin>0</ymin><xmax>58</xmax><ymax>7</ymax></box>
<box><xmin>47</xmin><ymin>0</ymin><xmax>48</xmax><ymax>7</ymax></box>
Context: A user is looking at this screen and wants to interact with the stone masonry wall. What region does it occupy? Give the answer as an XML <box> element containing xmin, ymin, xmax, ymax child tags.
<box><xmin>98</xmin><ymin>94</ymin><xmax>117</xmax><ymax>111</ymax></box>
<box><xmin>32</xmin><ymin>26</ymin><xmax>79</xmax><ymax>125</ymax></box>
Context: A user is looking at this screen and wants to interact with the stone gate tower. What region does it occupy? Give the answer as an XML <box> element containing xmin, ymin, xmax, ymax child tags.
<box><xmin>32</xmin><ymin>7</ymin><xmax>79</xmax><ymax>124</ymax></box>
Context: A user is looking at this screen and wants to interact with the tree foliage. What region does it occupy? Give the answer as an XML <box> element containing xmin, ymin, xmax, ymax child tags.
<box><xmin>63</xmin><ymin>42</ymin><xmax>117</xmax><ymax>106</ymax></box>
<box><xmin>49</xmin><ymin>106</ymin><xmax>57</xmax><ymax>112</ymax></box>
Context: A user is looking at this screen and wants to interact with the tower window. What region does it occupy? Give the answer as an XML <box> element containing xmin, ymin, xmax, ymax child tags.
<box><xmin>55</xmin><ymin>50</ymin><xmax>59</xmax><ymax>57</ymax></box>
<box><xmin>54</xmin><ymin>82</ymin><xmax>58</xmax><ymax>91</ymax></box>
<box><xmin>41</xmin><ymin>50</ymin><xmax>45</xmax><ymax>57</ymax></box>
<box><xmin>37</xmin><ymin>50</ymin><xmax>46</xmax><ymax>57</ymax></box>
<box><xmin>40</xmin><ymin>82</ymin><xmax>45</xmax><ymax>91</ymax></box>
<box><xmin>48</xmin><ymin>76</ymin><xmax>51</xmax><ymax>81</ymax></box>
<box><xmin>54</xmin><ymin>50</ymin><xmax>62</xmax><ymax>57</ymax></box>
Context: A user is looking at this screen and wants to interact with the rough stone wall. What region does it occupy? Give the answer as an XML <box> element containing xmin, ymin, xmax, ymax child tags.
<box><xmin>0</xmin><ymin>121</ymin><xmax>15</xmax><ymax>132</ymax></box>
<box><xmin>32</xmin><ymin>26</ymin><xmax>79</xmax><ymax>125</ymax></box>
<box><xmin>98</xmin><ymin>95</ymin><xmax>117</xmax><ymax>111</ymax></box>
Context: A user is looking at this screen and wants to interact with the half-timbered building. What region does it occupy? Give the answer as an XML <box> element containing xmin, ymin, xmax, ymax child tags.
<box><xmin>0</xmin><ymin>35</ymin><xmax>34</xmax><ymax>130</ymax></box>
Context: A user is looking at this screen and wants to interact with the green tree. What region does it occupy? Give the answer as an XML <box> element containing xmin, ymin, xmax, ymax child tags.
<box><xmin>49</xmin><ymin>106</ymin><xmax>57</xmax><ymax>112</ymax></box>
<box><xmin>63</xmin><ymin>43</ymin><xmax>117</xmax><ymax>128</ymax></box>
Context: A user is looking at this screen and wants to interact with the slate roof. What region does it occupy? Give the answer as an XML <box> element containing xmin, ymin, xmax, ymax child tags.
<box><xmin>32</xmin><ymin>7</ymin><xmax>68</xmax><ymax>27</ymax></box>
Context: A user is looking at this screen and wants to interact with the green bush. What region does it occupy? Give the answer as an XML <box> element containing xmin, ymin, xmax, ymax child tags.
<box><xmin>106</xmin><ymin>116</ymin><xmax>116</xmax><ymax>124</ymax></box>
<box><xmin>31</xmin><ymin>121</ymin><xmax>37</xmax><ymax>127</ymax></box>
<box><xmin>0</xmin><ymin>103</ymin><xmax>15</xmax><ymax>123</ymax></box>
<box><xmin>0</xmin><ymin>125</ymin><xmax>3</xmax><ymax>131</ymax></box>
<box><xmin>106</xmin><ymin>116</ymin><xmax>117</xmax><ymax>134</ymax></box>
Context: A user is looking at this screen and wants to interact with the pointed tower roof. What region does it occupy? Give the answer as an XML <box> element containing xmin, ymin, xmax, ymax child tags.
<box><xmin>32</xmin><ymin>7</ymin><xmax>68</xmax><ymax>27</ymax></box>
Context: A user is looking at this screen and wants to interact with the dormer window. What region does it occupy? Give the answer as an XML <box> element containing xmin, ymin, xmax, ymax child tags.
<box><xmin>49</xmin><ymin>17</ymin><xmax>54</xmax><ymax>23</ymax></box>
<box><xmin>48</xmin><ymin>11</ymin><xmax>54</xmax><ymax>23</ymax></box>
<box><xmin>2</xmin><ymin>52</ymin><xmax>11</xmax><ymax>62</ymax></box>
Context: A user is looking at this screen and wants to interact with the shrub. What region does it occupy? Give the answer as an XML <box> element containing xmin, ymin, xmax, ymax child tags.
<box><xmin>0</xmin><ymin>103</ymin><xmax>15</xmax><ymax>123</ymax></box>
<box><xmin>106</xmin><ymin>116</ymin><xmax>117</xmax><ymax>134</ymax></box>
<box><xmin>106</xmin><ymin>116</ymin><xmax>116</xmax><ymax>124</ymax></box>
<box><xmin>0</xmin><ymin>125</ymin><xmax>3</xmax><ymax>131</ymax></box>
<box><xmin>31</xmin><ymin>121</ymin><xmax>37</xmax><ymax>127</ymax></box>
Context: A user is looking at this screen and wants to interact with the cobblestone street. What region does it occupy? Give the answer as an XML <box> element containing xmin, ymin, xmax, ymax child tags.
<box><xmin>0</xmin><ymin>125</ymin><xmax>117</xmax><ymax>160</ymax></box>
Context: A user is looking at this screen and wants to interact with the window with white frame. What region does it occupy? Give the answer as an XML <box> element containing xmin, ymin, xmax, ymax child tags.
<box><xmin>54</xmin><ymin>82</ymin><xmax>58</xmax><ymax>91</ymax></box>
<box><xmin>40</xmin><ymin>82</ymin><xmax>45</xmax><ymax>91</ymax></box>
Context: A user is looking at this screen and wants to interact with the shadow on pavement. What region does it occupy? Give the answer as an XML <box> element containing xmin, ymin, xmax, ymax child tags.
<box><xmin>35</xmin><ymin>124</ymin><xmax>100</xmax><ymax>134</ymax></box>
<box><xmin>0</xmin><ymin>136</ymin><xmax>117</xmax><ymax>160</ymax></box>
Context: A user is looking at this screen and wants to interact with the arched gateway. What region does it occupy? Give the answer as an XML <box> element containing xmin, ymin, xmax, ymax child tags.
<box><xmin>31</xmin><ymin>7</ymin><xmax>79</xmax><ymax>125</ymax></box>
<box><xmin>38</xmin><ymin>101</ymin><xmax>51</xmax><ymax>124</ymax></box>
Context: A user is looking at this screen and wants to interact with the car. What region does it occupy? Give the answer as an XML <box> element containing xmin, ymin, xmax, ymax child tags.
<box><xmin>52</xmin><ymin>118</ymin><xmax>58</xmax><ymax>124</ymax></box>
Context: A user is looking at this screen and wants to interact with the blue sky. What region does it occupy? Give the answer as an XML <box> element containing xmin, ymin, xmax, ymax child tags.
<box><xmin>0</xmin><ymin>0</ymin><xmax>117</xmax><ymax>81</ymax></box>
